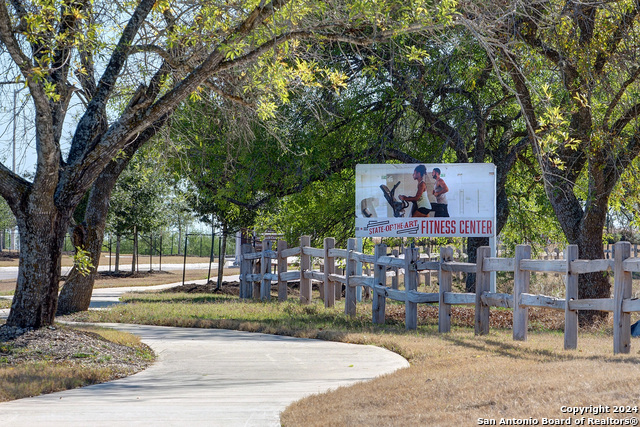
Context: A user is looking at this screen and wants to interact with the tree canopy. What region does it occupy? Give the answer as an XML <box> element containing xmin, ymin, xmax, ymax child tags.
<box><xmin>0</xmin><ymin>0</ymin><xmax>454</xmax><ymax>327</ymax></box>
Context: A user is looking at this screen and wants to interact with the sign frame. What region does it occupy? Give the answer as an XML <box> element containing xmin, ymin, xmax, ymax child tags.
<box><xmin>355</xmin><ymin>163</ymin><xmax>496</xmax><ymax>238</ymax></box>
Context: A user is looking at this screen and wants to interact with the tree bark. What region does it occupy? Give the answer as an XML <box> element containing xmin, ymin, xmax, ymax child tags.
<box><xmin>554</xmin><ymin>188</ymin><xmax>611</xmax><ymax>324</ymax></box>
<box><xmin>57</xmin><ymin>171</ymin><xmax>116</xmax><ymax>314</ymax></box>
<box><xmin>132</xmin><ymin>225</ymin><xmax>138</xmax><ymax>273</ymax></box>
<box><xmin>115</xmin><ymin>235</ymin><xmax>121</xmax><ymax>273</ymax></box>
<box><xmin>57</xmin><ymin>147</ymin><xmax>137</xmax><ymax>314</ymax></box>
<box><xmin>7</xmin><ymin>207</ymin><xmax>71</xmax><ymax>328</ymax></box>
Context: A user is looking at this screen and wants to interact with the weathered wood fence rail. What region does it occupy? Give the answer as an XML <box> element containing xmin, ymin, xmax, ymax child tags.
<box><xmin>239</xmin><ymin>238</ymin><xmax>640</xmax><ymax>354</ymax></box>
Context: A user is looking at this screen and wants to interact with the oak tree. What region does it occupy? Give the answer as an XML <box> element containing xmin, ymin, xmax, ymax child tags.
<box><xmin>0</xmin><ymin>0</ymin><xmax>454</xmax><ymax>326</ymax></box>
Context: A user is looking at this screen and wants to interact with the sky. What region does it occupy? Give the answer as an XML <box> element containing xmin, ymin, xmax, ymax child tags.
<box><xmin>0</xmin><ymin>87</ymin><xmax>83</xmax><ymax>178</ymax></box>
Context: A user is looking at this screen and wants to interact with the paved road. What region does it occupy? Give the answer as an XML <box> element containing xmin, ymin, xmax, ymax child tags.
<box><xmin>0</xmin><ymin>263</ymin><xmax>217</xmax><ymax>281</ymax></box>
<box><xmin>0</xmin><ymin>283</ymin><xmax>409</xmax><ymax>426</ymax></box>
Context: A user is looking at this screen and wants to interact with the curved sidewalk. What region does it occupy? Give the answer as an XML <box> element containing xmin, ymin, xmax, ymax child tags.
<box><xmin>0</xmin><ymin>315</ymin><xmax>408</xmax><ymax>426</ymax></box>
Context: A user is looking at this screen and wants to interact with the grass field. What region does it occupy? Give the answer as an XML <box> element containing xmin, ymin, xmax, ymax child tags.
<box><xmin>2</xmin><ymin>259</ymin><xmax>639</xmax><ymax>425</ymax></box>
<box><xmin>66</xmin><ymin>285</ymin><xmax>640</xmax><ymax>426</ymax></box>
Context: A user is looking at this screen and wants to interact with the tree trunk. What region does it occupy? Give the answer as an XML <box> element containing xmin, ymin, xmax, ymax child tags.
<box><xmin>115</xmin><ymin>235</ymin><xmax>121</xmax><ymax>273</ymax></box>
<box><xmin>132</xmin><ymin>225</ymin><xmax>138</xmax><ymax>273</ymax></box>
<box><xmin>542</xmin><ymin>166</ymin><xmax>611</xmax><ymax>324</ymax></box>
<box><xmin>57</xmin><ymin>157</ymin><xmax>128</xmax><ymax>314</ymax></box>
<box><xmin>216</xmin><ymin>224</ymin><xmax>228</xmax><ymax>290</ymax></box>
<box><xmin>57</xmin><ymin>191</ymin><xmax>111</xmax><ymax>314</ymax></box>
<box><xmin>575</xmin><ymin>208</ymin><xmax>610</xmax><ymax>325</ymax></box>
<box><xmin>7</xmin><ymin>208</ymin><xmax>71</xmax><ymax>328</ymax></box>
<box><xmin>465</xmin><ymin>237</ymin><xmax>490</xmax><ymax>292</ymax></box>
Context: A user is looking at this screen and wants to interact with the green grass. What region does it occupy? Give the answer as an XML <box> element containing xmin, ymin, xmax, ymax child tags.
<box><xmin>69</xmin><ymin>292</ymin><xmax>439</xmax><ymax>358</ymax></box>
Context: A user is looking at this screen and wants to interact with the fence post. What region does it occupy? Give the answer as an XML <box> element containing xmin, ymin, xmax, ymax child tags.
<box><xmin>391</xmin><ymin>249</ymin><xmax>399</xmax><ymax>289</ymax></box>
<box><xmin>438</xmin><ymin>246</ymin><xmax>453</xmax><ymax>333</ymax></box>
<box><xmin>240</xmin><ymin>244</ymin><xmax>253</xmax><ymax>299</ymax></box>
<box><xmin>372</xmin><ymin>243</ymin><xmax>387</xmax><ymax>324</ymax></box>
<box><xmin>260</xmin><ymin>240</ymin><xmax>272</xmax><ymax>301</ymax></box>
<box><xmin>513</xmin><ymin>244</ymin><xmax>531</xmax><ymax>341</ymax></box>
<box><xmin>614</xmin><ymin>241</ymin><xmax>631</xmax><ymax>354</ymax></box>
<box><xmin>405</xmin><ymin>246</ymin><xmax>419</xmax><ymax>330</ymax></box>
<box><xmin>300</xmin><ymin>235</ymin><xmax>311</xmax><ymax>304</ymax></box>
<box><xmin>277</xmin><ymin>240</ymin><xmax>288</xmax><ymax>302</ymax></box>
<box><xmin>345</xmin><ymin>238</ymin><xmax>357</xmax><ymax>316</ymax></box>
<box><xmin>564</xmin><ymin>245</ymin><xmax>579</xmax><ymax>350</ymax></box>
<box><xmin>323</xmin><ymin>237</ymin><xmax>336</xmax><ymax>308</ymax></box>
<box><xmin>475</xmin><ymin>246</ymin><xmax>491</xmax><ymax>335</ymax></box>
<box><xmin>252</xmin><ymin>246</ymin><xmax>260</xmax><ymax>300</ymax></box>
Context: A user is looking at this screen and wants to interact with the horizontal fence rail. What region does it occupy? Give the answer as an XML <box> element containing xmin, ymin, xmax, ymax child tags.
<box><xmin>238</xmin><ymin>237</ymin><xmax>640</xmax><ymax>355</ymax></box>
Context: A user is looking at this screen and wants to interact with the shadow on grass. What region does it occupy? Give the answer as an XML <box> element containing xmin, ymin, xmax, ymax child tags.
<box><xmin>439</xmin><ymin>332</ymin><xmax>640</xmax><ymax>364</ymax></box>
<box><xmin>122</xmin><ymin>293</ymin><xmax>238</xmax><ymax>304</ymax></box>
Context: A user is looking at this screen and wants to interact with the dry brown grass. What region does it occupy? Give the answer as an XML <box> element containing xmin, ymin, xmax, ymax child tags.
<box><xmin>69</xmin><ymin>281</ymin><xmax>640</xmax><ymax>426</ymax></box>
<box><xmin>281</xmin><ymin>274</ymin><xmax>640</xmax><ymax>426</ymax></box>
<box><xmin>281</xmin><ymin>329</ymin><xmax>640</xmax><ymax>426</ymax></box>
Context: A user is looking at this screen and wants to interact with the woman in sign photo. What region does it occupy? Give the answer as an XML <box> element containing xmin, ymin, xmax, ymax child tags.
<box><xmin>399</xmin><ymin>165</ymin><xmax>433</xmax><ymax>217</ymax></box>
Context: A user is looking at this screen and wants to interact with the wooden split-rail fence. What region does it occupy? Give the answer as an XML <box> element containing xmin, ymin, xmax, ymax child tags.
<box><xmin>238</xmin><ymin>238</ymin><xmax>640</xmax><ymax>354</ymax></box>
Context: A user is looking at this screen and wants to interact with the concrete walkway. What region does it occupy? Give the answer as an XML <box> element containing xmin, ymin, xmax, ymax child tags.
<box><xmin>0</xmin><ymin>282</ymin><xmax>409</xmax><ymax>426</ymax></box>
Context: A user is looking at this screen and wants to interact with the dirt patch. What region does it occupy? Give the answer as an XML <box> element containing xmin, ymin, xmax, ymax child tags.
<box><xmin>162</xmin><ymin>281</ymin><xmax>240</xmax><ymax>296</ymax></box>
<box><xmin>96</xmin><ymin>270</ymin><xmax>172</xmax><ymax>280</ymax></box>
<box><xmin>382</xmin><ymin>304</ymin><xmax>565</xmax><ymax>330</ymax></box>
<box><xmin>0</xmin><ymin>252</ymin><xmax>19</xmax><ymax>260</ymax></box>
<box><xmin>0</xmin><ymin>324</ymin><xmax>152</xmax><ymax>373</ymax></box>
<box><xmin>163</xmin><ymin>281</ymin><xmax>314</xmax><ymax>297</ymax></box>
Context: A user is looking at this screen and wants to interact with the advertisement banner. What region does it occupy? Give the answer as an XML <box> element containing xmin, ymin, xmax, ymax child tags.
<box><xmin>355</xmin><ymin>163</ymin><xmax>496</xmax><ymax>238</ymax></box>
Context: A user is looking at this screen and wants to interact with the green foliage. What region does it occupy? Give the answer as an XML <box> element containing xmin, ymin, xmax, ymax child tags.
<box><xmin>256</xmin><ymin>170</ymin><xmax>356</xmax><ymax>247</ymax></box>
<box><xmin>0</xmin><ymin>199</ymin><xmax>15</xmax><ymax>231</ymax></box>
<box><xmin>72</xmin><ymin>246</ymin><xmax>95</xmax><ymax>276</ymax></box>
<box><xmin>499</xmin><ymin>158</ymin><xmax>565</xmax><ymax>257</ymax></box>
<box><xmin>475</xmin><ymin>0</ymin><xmax>640</xmax><ymax>255</ymax></box>
<box><xmin>107</xmin><ymin>149</ymin><xmax>170</xmax><ymax>237</ymax></box>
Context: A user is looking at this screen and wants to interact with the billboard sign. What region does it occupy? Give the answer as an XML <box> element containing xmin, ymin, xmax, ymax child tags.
<box><xmin>355</xmin><ymin>163</ymin><xmax>496</xmax><ymax>238</ymax></box>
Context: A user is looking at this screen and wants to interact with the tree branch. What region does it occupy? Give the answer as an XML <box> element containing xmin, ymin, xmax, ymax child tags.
<box><xmin>203</xmin><ymin>81</ymin><xmax>255</xmax><ymax>108</ymax></box>
<box><xmin>0</xmin><ymin>164</ymin><xmax>31</xmax><ymax>213</ymax></box>
<box><xmin>610</xmin><ymin>102</ymin><xmax>640</xmax><ymax>137</ymax></box>
<box><xmin>603</xmin><ymin>66</ymin><xmax>640</xmax><ymax>132</ymax></box>
<box><xmin>593</xmin><ymin>2</ymin><xmax>640</xmax><ymax>75</ymax></box>
<box><xmin>62</xmin><ymin>0</ymin><xmax>293</xmax><ymax>206</ymax></box>
<box><xmin>67</xmin><ymin>0</ymin><xmax>157</xmax><ymax>166</ymax></box>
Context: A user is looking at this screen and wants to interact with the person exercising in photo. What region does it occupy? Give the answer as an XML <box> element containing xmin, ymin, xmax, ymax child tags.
<box><xmin>399</xmin><ymin>165</ymin><xmax>433</xmax><ymax>217</ymax></box>
<box><xmin>431</xmin><ymin>167</ymin><xmax>449</xmax><ymax>217</ymax></box>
